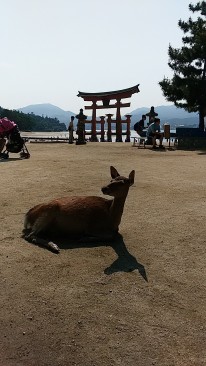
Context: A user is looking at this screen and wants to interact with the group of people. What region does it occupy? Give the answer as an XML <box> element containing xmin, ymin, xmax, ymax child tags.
<box><xmin>1</xmin><ymin>114</ymin><xmax>165</xmax><ymax>154</ymax></box>
<box><xmin>134</xmin><ymin>115</ymin><xmax>165</xmax><ymax>149</ymax></box>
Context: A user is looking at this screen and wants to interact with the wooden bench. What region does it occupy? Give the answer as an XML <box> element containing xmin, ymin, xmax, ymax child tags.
<box><xmin>131</xmin><ymin>136</ymin><xmax>148</xmax><ymax>148</ymax></box>
<box><xmin>132</xmin><ymin>129</ymin><xmax>178</xmax><ymax>149</ymax></box>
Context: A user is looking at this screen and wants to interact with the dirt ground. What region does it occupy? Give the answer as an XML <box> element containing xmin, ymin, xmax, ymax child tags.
<box><xmin>0</xmin><ymin>141</ymin><xmax>206</xmax><ymax>366</ymax></box>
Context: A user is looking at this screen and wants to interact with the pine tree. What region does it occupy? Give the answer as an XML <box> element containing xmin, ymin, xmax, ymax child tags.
<box><xmin>159</xmin><ymin>1</ymin><xmax>206</xmax><ymax>130</ymax></box>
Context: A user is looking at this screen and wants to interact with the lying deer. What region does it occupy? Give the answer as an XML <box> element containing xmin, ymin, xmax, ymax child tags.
<box><xmin>22</xmin><ymin>166</ymin><xmax>135</xmax><ymax>253</ymax></box>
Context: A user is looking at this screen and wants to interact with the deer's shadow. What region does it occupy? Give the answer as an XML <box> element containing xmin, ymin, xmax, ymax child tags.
<box><xmin>0</xmin><ymin>157</ymin><xmax>22</xmax><ymax>163</ymax></box>
<box><xmin>55</xmin><ymin>233</ymin><xmax>148</xmax><ymax>281</ymax></box>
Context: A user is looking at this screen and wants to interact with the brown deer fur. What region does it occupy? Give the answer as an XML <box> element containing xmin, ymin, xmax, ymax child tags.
<box><xmin>22</xmin><ymin>166</ymin><xmax>135</xmax><ymax>253</ymax></box>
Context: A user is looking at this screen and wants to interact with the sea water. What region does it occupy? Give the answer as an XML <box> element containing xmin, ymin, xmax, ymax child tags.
<box><xmin>22</xmin><ymin>129</ymin><xmax>176</xmax><ymax>142</ymax></box>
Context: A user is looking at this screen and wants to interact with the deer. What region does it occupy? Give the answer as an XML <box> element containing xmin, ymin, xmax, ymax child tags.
<box><xmin>22</xmin><ymin>166</ymin><xmax>135</xmax><ymax>253</ymax></box>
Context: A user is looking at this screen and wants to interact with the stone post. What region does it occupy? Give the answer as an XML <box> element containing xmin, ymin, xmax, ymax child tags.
<box><xmin>91</xmin><ymin>100</ymin><xmax>98</xmax><ymax>142</ymax></box>
<box><xmin>99</xmin><ymin>116</ymin><xmax>105</xmax><ymax>142</ymax></box>
<box><xmin>115</xmin><ymin>98</ymin><xmax>122</xmax><ymax>142</ymax></box>
<box><xmin>146</xmin><ymin>106</ymin><xmax>158</xmax><ymax>126</ymax></box>
<box><xmin>106</xmin><ymin>114</ymin><xmax>113</xmax><ymax>142</ymax></box>
<box><xmin>125</xmin><ymin>115</ymin><xmax>131</xmax><ymax>142</ymax></box>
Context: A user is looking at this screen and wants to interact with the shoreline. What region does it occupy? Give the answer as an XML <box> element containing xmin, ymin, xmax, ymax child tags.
<box><xmin>21</xmin><ymin>130</ymin><xmax>177</xmax><ymax>145</ymax></box>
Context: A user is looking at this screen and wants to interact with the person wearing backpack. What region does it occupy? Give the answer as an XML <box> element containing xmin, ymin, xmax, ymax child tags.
<box><xmin>133</xmin><ymin>115</ymin><xmax>146</xmax><ymax>136</ymax></box>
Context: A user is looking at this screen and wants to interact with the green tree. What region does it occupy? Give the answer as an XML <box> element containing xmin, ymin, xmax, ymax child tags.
<box><xmin>0</xmin><ymin>107</ymin><xmax>66</xmax><ymax>131</ymax></box>
<box><xmin>159</xmin><ymin>1</ymin><xmax>206</xmax><ymax>130</ymax></box>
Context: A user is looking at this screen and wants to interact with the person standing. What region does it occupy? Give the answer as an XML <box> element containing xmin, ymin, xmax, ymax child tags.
<box><xmin>68</xmin><ymin>116</ymin><xmax>74</xmax><ymax>144</ymax></box>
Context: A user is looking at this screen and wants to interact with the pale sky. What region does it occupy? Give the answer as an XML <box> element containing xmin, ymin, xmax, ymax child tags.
<box><xmin>1</xmin><ymin>0</ymin><xmax>193</xmax><ymax>115</ymax></box>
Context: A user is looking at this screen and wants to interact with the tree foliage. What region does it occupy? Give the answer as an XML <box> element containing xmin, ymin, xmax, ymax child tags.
<box><xmin>0</xmin><ymin>107</ymin><xmax>66</xmax><ymax>132</ymax></box>
<box><xmin>159</xmin><ymin>1</ymin><xmax>206</xmax><ymax>129</ymax></box>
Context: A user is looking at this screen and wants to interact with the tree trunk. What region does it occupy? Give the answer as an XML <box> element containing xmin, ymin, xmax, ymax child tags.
<box><xmin>199</xmin><ymin>109</ymin><xmax>205</xmax><ymax>130</ymax></box>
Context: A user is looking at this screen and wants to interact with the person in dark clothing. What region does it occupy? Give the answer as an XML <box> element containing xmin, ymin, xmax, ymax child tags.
<box><xmin>133</xmin><ymin>115</ymin><xmax>146</xmax><ymax>136</ymax></box>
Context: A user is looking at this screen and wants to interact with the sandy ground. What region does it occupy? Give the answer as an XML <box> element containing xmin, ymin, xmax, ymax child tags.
<box><xmin>0</xmin><ymin>141</ymin><xmax>206</xmax><ymax>366</ymax></box>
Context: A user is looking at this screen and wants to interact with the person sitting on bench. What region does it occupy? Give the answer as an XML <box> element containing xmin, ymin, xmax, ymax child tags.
<box><xmin>146</xmin><ymin>118</ymin><xmax>165</xmax><ymax>149</ymax></box>
<box><xmin>134</xmin><ymin>115</ymin><xmax>146</xmax><ymax>137</ymax></box>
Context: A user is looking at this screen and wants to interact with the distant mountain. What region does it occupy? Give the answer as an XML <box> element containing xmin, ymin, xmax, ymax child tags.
<box><xmin>17</xmin><ymin>103</ymin><xmax>76</xmax><ymax>127</ymax></box>
<box><xmin>17</xmin><ymin>103</ymin><xmax>199</xmax><ymax>129</ymax></box>
<box><xmin>129</xmin><ymin>105</ymin><xmax>199</xmax><ymax>128</ymax></box>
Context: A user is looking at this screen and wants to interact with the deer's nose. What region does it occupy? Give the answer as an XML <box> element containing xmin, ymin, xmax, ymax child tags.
<box><xmin>101</xmin><ymin>186</ymin><xmax>109</xmax><ymax>194</ymax></box>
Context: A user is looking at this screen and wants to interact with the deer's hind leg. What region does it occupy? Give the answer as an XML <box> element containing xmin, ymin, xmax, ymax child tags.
<box><xmin>23</xmin><ymin>214</ymin><xmax>60</xmax><ymax>253</ymax></box>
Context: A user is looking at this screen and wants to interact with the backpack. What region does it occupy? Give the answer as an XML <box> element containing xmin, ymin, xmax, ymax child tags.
<box><xmin>134</xmin><ymin>122</ymin><xmax>142</xmax><ymax>132</ymax></box>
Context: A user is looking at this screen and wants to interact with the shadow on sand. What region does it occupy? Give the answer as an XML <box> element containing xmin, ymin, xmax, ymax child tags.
<box><xmin>0</xmin><ymin>157</ymin><xmax>24</xmax><ymax>163</ymax></box>
<box><xmin>28</xmin><ymin>233</ymin><xmax>148</xmax><ymax>281</ymax></box>
<box><xmin>103</xmin><ymin>234</ymin><xmax>147</xmax><ymax>281</ymax></box>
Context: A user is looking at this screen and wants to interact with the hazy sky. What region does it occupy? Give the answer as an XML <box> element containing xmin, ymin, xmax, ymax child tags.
<box><xmin>1</xmin><ymin>0</ymin><xmax>193</xmax><ymax>114</ymax></box>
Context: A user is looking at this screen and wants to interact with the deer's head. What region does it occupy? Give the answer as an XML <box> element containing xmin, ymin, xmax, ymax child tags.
<box><xmin>101</xmin><ymin>166</ymin><xmax>135</xmax><ymax>198</ymax></box>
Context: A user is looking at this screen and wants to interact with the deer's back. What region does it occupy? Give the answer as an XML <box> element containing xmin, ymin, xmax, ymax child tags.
<box><xmin>26</xmin><ymin>195</ymin><xmax>114</xmax><ymax>235</ymax></box>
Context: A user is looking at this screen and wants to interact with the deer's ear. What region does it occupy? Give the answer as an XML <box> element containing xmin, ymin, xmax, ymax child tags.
<box><xmin>129</xmin><ymin>170</ymin><xmax>135</xmax><ymax>186</ymax></box>
<box><xmin>110</xmin><ymin>166</ymin><xmax>120</xmax><ymax>179</ymax></box>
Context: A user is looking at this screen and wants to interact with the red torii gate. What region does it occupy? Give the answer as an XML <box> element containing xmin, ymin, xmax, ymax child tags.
<box><xmin>77</xmin><ymin>84</ymin><xmax>140</xmax><ymax>142</ymax></box>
